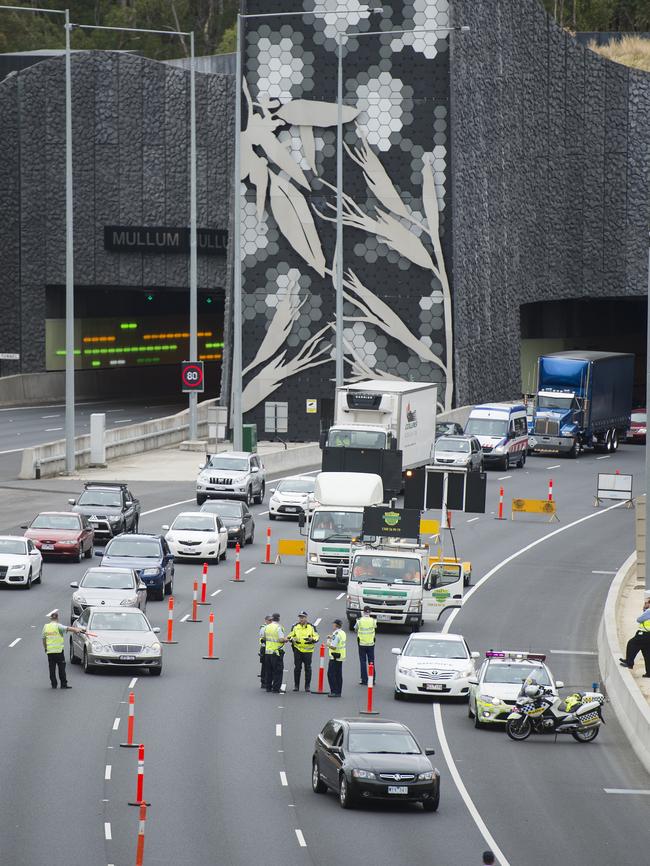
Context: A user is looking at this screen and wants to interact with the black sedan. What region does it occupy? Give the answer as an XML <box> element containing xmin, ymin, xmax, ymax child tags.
<box><xmin>200</xmin><ymin>500</ymin><xmax>255</xmax><ymax>547</ymax></box>
<box><xmin>312</xmin><ymin>718</ymin><xmax>440</xmax><ymax>811</ymax></box>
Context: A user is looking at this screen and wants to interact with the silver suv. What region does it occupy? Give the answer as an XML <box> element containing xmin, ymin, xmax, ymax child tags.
<box><xmin>433</xmin><ymin>435</ymin><xmax>484</xmax><ymax>472</ymax></box>
<box><xmin>196</xmin><ymin>451</ymin><xmax>266</xmax><ymax>506</ymax></box>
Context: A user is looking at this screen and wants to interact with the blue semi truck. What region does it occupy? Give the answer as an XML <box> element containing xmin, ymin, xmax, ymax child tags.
<box><xmin>528</xmin><ymin>351</ymin><xmax>634</xmax><ymax>457</ymax></box>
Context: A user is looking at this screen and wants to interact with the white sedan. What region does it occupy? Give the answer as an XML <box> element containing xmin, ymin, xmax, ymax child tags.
<box><xmin>162</xmin><ymin>512</ymin><xmax>228</xmax><ymax>562</ymax></box>
<box><xmin>0</xmin><ymin>535</ymin><xmax>43</xmax><ymax>589</ymax></box>
<box><xmin>392</xmin><ymin>632</ymin><xmax>479</xmax><ymax>699</ymax></box>
<box><xmin>268</xmin><ymin>475</ymin><xmax>316</xmax><ymax>520</ymax></box>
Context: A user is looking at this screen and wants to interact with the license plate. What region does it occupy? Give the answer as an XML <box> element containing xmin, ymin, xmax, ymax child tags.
<box><xmin>388</xmin><ymin>786</ymin><xmax>408</xmax><ymax>795</ymax></box>
<box><xmin>42</xmin><ymin>544</ymin><xmax>55</xmax><ymax>550</ymax></box>
<box><xmin>376</xmin><ymin>614</ymin><xmax>391</xmax><ymax>622</ymax></box>
<box><xmin>119</xmin><ymin>655</ymin><xmax>136</xmax><ymax>662</ymax></box>
<box><xmin>424</xmin><ymin>683</ymin><xmax>445</xmax><ymax>691</ymax></box>
<box><xmin>284</xmin><ymin>507</ymin><xmax>298</xmax><ymax>513</ymax></box>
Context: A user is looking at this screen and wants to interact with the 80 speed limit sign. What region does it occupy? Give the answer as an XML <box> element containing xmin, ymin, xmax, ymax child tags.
<box><xmin>181</xmin><ymin>361</ymin><xmax>205</xmax><ymax>393</ymax></box>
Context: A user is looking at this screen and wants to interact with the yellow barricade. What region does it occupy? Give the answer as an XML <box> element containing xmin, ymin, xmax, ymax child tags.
<box><xmin>511</xmin><ymin>498</ymin><xmax>558</xmax><ymax>522</ymax></box>
<box><xmin>420</xmin><ymin>518</ymin><xmax>440</xmax><ymax>538</ymax></box>
<box><xmin>275</xmin><ymin>538</ymin><xmax>306</xmax><ymax>563</ymax></box>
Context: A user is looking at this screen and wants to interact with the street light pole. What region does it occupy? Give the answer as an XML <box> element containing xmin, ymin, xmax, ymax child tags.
<box><xmin>188</xmin><ymin>30</ymin><xmax>198</xmax><ymax>440</ymax></box>
<box><xmin>645</xmin><ymin>241</ymin><xmax>650</xmax><ymax>591</ymax></box>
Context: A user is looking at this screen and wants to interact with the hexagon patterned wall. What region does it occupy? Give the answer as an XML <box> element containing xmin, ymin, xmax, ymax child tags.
<box><xmin>240</xmin><ymin>1</ymin><xmax>453</xmax><ymax>439</ymax></box>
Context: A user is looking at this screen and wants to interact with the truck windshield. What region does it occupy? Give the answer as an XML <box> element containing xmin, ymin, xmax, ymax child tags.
<box><xmin>465</xmin><ymin>418</ymin><xmax>508</xmax><ymax>438</ymax></box>
<box><xmin>310</xmin><ymin>510</ymin><xmax>363</xmax><ymax>541</ymax></box>
<box><xmin>538</xmin><ymin>395</ymin><xmax>574</xmax><ymax>410</ymax></box>
<box><xmin>327</xmin><ymin>429</ymin><xmax>387</xmax><ymax>449</ymax></box>
<box><xmin>351</xmin><ymin>555</ymin><xmax>421</xmax><ymax>585</ymax></box>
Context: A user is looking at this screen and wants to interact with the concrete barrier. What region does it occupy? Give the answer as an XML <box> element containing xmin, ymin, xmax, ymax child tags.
<box><xmin>262</xmin><ymin>444</ymin><xmax>321</xmax><ymax>476</ymax></box>
<box><xmin>597</xmin><ymin>552</ymin><xmax>650</xmax><ymax>774</ymax></box>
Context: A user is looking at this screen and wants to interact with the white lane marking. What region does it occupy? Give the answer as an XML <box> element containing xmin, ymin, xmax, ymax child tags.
<box><xmin>547</xmin><ymin>464</ymin><xmax>561</xmax><ymax>469</ymax></box>
<box><xmin>280</xmin><ymin>771</ymin><xmax>288</xmax><ymax>786</ymax></box>
<box><xmin>336</xmin><ymin>592</ymin><xmax>345</xmax><ymax>600</ymax></box>
<box><xmin>497</xmin><ymin>475</ymin><xmax>511</xmax><ymax>481</ymax></box>
<box><xmin>46</xmin><ymin>608</ymin><xmax>59</xmax><ymax>617</ymax></box>
<box><xmin>104</xmin><ymin>823</ymin><xmax>112</xmax><ymax>840</ymax></box>
<box><xmin>45</xmin><ymin>427</ymin><xmax>63</xmax><ymax>432</ymax></box>
<box><xmin>276</xmin><ymin>724</ymin><xmax>282</xmax><ymax>737</ymax></box>
<box><xmin>592</xmin><ymin>570</ymin><xmax>617</xmax><ymax>575</ymax></box>
<box><xmin>128</xmin><ymin>677</ymin><xmax>138</xmax><ymax>689</ymax></box>
<box><xmin>0</xmin><ymin>448</ymin><xmax>23</xmax><ymax>455</ymax></box>
<box><xmin>433</xmin><ymin>704</ymin><xmax>511</xmax><ymax>864</ymax></box>
<box><xmin>114</xmin><ymin>419</ymin><xmax>133</xmax><ymax>424</ymax></box>
<box><xmin>141</xmin><ymin>499</ymin><xmax>194</xmax><ymax>517</ymax></box>
<box><xmin>295</xmin><ymin>829</ymin><xmax>307</xmax><ymax>847</ymax></box>
<box><xmin>8</xmin><ymin>638</ymin><xmax>21</xmax><ymax>648</ymax></box>
<box><xmin>112</xmin><ymin>718</ymin><xmax>120</xmax><ymax>731</ymax></box>
<box><xmin>442</xmin><ymin>500</ymin><xmax>624</xmax><ymax>635</ymax></box>
<box><xmin>41</xmin><ymin>414</ymin><xmax>61</xmax><ymax>419</ymax></box>
<box><xmin>550</xmin><ymin>650</ymin><xmax>597</xmax><ymax>656</ymax></box>
<box><xmin>467</xmin><ymin>517</ymin><xmax>479</xmax><ymax>523</ymax></box>
<box><xmin>105</xmin><ymin>765</ymin><xmax>112</xmax><ymax>780</ymax></box>
<box><xmin>604</xmin><ymin>788</ymin><xmax>650</xmax><ymax>795</ymax></box>
<box><xmin>314</xmin><ymin>617</ymin><xmax>321</xmax><ymax>627</ymax></box>
<box><xmin>596</xmin><ymin>455</ymin><xmax>610</xmax><ymax>460</ymax></box>
<box><xmin>180</xmin><ymin>613</ymin><xmax>190</xmax><ymax>622</ymax></box>
<box><xmin>245</xmin><ymin>567</ymin><xmax>256</xmax><ymax>574</ymax></box>
<box><xmin>259</xmin><ymin>510</ymin><xmax>269</xmax><ymax>516</ymax></box>
<box><xmin>211</xmin><ymin>589</ymin><xmax>222</xmax><ymax>597</ymax></box>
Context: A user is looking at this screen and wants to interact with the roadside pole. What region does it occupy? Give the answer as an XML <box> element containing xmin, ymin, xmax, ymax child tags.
<box><xmin>645</xmin><ymin>243</ymin><xmax>650</xmax><ymax>591</ymax></box>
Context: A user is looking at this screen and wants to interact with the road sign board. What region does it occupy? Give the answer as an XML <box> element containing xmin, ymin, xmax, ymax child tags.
<box><xmin>0</xmin><ymin>353</ymin><xmax>20</xmax><ymax>360</ymax></box>
<box><xmin>181</xmin><ymin>361</ymin><xmax>204</xmax><ymax>393</ymax></box>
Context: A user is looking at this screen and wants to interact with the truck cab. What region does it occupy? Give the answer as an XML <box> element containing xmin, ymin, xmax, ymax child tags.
<box><xmin>324</xmin><ymin>425</ymin><xmax>394</xmax><ymax>451</ymax></box>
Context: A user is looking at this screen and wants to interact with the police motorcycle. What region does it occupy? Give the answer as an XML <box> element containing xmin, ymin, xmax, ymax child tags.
<box><xmin>506</xmin><ymin>680</ymin><xmax>605</xmax><ymax>743</ymax></box>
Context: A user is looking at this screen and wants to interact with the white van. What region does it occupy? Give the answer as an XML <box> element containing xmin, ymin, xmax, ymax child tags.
<box><xmin>464</xmin><ymin>403</ymin><xmax>528</xmax><ymax>470</ymax></box>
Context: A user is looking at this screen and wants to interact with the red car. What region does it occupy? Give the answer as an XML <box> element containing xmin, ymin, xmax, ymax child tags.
<box><xmin>626</xmin><ymin>410</ymin><xmax>647</xmax><ymax>444</ymax></box>
<box><xmin>22</xmin><ymin>512</ymin><xmax>94</xmax><ymax>561</ymax></box>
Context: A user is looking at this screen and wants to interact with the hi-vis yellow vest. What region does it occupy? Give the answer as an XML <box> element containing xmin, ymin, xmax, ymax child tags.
<box><xmin>43</xmin><ymin>622</ymin><xmax>64</xmax><ymax>654</ymax></box>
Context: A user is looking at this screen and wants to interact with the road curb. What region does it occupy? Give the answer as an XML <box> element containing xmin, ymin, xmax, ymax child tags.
<box><xmin>597</xmin><ymin>552</ymin><xmax>650</xmax><ymax>774</ymax></box>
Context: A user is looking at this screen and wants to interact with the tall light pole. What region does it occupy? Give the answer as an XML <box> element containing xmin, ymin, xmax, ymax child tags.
<box><xmin>0</xmin><ymin>5</ymin><xmax>76</xmax><ymax>470</ymax></box>
<box><xmin>71</xmin><ymin>21</ymin><xmax>198</xmax><ymax>438</ymax></box>
<box><xmin>334</xmin><ymin>24</ymin><xmax>469</xmax><ymax>390</ymax></box>
<box><xmin>231</xmin><ymin>6</ymin><xmax>381</xmax><ymax>451</ymax></box>
<box><xmin>645</xmin><ymin>240</ymin><xmax>650</xmax><ymax>591</ymax></box>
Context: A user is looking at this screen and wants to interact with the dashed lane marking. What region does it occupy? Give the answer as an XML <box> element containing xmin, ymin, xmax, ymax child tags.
<box><xmin>604</xmin><ymin>789</ymin><xmax>650</xmax><ymax>795</ymax></box>
<box><xmin>41</xmin><ymin>414</ymin><xmax>61</xmax><ymax>419</ymax></box>
<box><xmin>128</xmin><ymin>677</ymin><xmax>138</xmax><ymax>689</ymax></box>
<box><xmin>276</xmin><ymin>724</ymin><xmax>282</xmax><ymax>737</ymax></box>
<box><xmin>141</xmin><ymin>499</ymin><xmax>195</xmax><ymax>517</ymax></box>
<box><xmin>467</xmin><ymin>517</ymin><xmax>479</xmax><ymax>523</ymax></box>
<box><xmin>45</xmin><ymin>427</ymin><xmax>63</xmax><ymax>432</ymax></box>
<box><xmin>105</xmin><ymin>765</ymin><xmax>112</xmax><ymax>780</ymax></box>
<box><xmin>245</xmin><ymin>567</ymin><xmax>256</xmax><ymax>574</ymax></box>
<box><xmin>550</xmin><ymin>649</ymin><xmax>597</xmax><ymax>656</ymax></box>
<box><xmin>596</xmin><ymin>455</ymin><xmax>610</xmax><ymax>460</ymax></box>
<box><xmin>104</xmin><ymin>823</ymin><xmax>112</xmax><ymax>841</ymax></box>
<box><xmin>336</xmin><ymin>592</ymin><xmax>345</xmax><ymax>600</ymax></box>
<box><xmin>8</xmin><ymin>638</ymin><xmax>21</xmax><ymax>648</ymax></box>
<box><xmin>497</xmin><ymin>475</ymin><xmax>511</xmax><ymax>481</ymax></box>
<box><xmin>112</xmin><ymin>718</ymin><xmax>120</xmax><ymax>731</ymax></box>
<box><xmin>314</xmin><ymin>618</ymin><xmax>321</xmax><ymax>627</ymax></box>
<box><xmin>547</xmin><ymin>464</ymin><xmax>561</xmax><ymax>469</ymax></box>
<box><xmin>180</xmin><ymin>614</ymin><xmax>190</xmax><ymax>622</ymax></box>
<box><xmin>280</xmin><ymin>772</ymin><xmax>288</xmax><ymax>786</ymax></box>
<box><xmin>211</xmin><ymin>589</ymin><xmax>222</xmax><ymax>597</ymax></box>
<box><xmin>592</xmin><ymin>570</ymin><xmax>617</xmax><ymax>575</ymax></box>
<box><xmin>295</xmin><ymin>829</ymin><xmax>307</xmax><ymax>847</ymax></box>
<box><xmin>259</xmin><ymin>511</ymin><xmax>269</xmax><ymax>516</ymax></box>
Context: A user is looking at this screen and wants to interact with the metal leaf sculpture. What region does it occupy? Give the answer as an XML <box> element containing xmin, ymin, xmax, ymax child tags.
<box><xmin>344</xmin><ymin>130</ymin><xmax>412</xmax><ymax>221</ymax></box>
<box><xmin>274</xmin><ymin>99</ymin><xmax>360</xmax><ymax>128</ymax></box>
<box><xmin>269</xmin><ymin>171</ymin><xmax>327</xmax><ymax>277</ymax></box>
<box><xmin>242</xmin><ymin>276</ymin><xmax>304</xmax><ymax>377</ymax></box>
<box><xmin>299</xmin><ymin>125</ymin><xmax>317</xmax><ymax>173</ymax></box>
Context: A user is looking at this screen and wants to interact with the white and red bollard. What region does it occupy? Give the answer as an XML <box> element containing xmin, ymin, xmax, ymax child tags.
<box><xmin>188</xmin><ymin>579</ymin><xmax>202</xmax><ymax>622</ymax></box>
<box><xmin>128</xmin><ymin>743</ymin><xmax>150</xmax><ymax>806</ymax></box>
<box><xmin>496</xmin><ymin>486</ymin><xmax>505</xmax><ymax>520</ymax></box>
<box><xmin>199</xmin><ymin>562</ymin><xmax>210</xmax><ymax>605</ymax></box>
<box><xmin>447</xmin><ymin>510</ymin><xmax>453</xmax><ymax>529</ymax></box>
<box><xmin>135</xmin><ymin>802</ymin><xmax>147</xmax><ymax>866</ymax></box>
<box><xmin>548</xmin><ymin>478</ymin><xmax>554</xmax><ymax>501</ymax></box>
<box><xmin>359</xmin><ymin>662</ymin><xmax>379</xmax><ymax>715</ymax></box>
<box><xmin>203</xmin><ymin>611</ymin><xmax>219</xmax><ymax>660</ymax></box>
<box><xmin>161</xmin><ymin>596</ymin><xmax>178</xmax><ymax>644</ymax></box>
<box><xmin>120</xmin><ymin>691</ymin><xmax>138</xmax><ymax>748</ymax></box>
<box><xmin>314</xmin><ymin>643</ymin><xmax>328</xmax><ymax>695</ymax></box>
<box><xmin>261</xmin><ymin>526</ymin><xmax>272</xmax><ymax>565</ymax></box>
<box><xmin>230</xmin><ymin>542</ymin><xmax>245</xmax><ymax>582</ymax></box>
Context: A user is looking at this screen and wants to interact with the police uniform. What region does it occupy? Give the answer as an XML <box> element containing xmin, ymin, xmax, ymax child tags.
<box><xmin>355</xmin><ymin>610</ymin><xmax>377</xmax><ymax>685</ymax></box>
<box><xmin>259</xmin><ymin>618</ymin><xmax>272</xmax><ymax>688</ymax></box>
<box><xmin>42</xmin><ymin>618</ymin><xmax>71</xmax><ymax>688</ymax></box>
<box><xmin>621</xmin><ymin>605</ymin><xmax>650</xmax><ymax>675</ymax></box>
<box><xmin>264</xmin><ymin>617</ymin><xmax>286</xmax><ymax>693</ymax></box>
<box><xmin>287</xmin><ymin>613</ymin><xmax>319</xmax><ymax>691</ymax></box>
<box><xmin>327</xmin><ymin>621</ymin><xmax>347</xmax><ymax>697</ymax></box>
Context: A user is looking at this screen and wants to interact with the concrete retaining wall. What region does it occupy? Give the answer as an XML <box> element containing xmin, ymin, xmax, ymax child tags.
<box><xmin>597</xmin><ymin>552</ymin><xmax>650</xmax><ymax>774</ymax></box>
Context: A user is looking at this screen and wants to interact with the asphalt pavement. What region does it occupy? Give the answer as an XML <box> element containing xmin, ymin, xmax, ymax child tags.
<box><xmin>0</xmin><ymin>447</ymin><xmax>647</xmax><ymax>866</ymax></box>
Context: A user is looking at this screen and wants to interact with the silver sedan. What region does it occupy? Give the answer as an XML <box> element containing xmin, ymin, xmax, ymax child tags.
<box><xmin>69</xmin><ymin>566</ymin><xmax>147</xmax><ymax>624</ymax></box>
<box><xmin>70</xmin><ymin>607</ymin><xmax>162</xmax><ymax>675</ymax></box>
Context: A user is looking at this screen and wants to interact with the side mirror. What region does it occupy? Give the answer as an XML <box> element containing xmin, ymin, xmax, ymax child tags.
<box><xmin>95</xmin><ymin>550</ymin><xmax>103</xmax><ymax>557</ymax></box>
<box><xmin>70</xmin><ymin>581</ymin><xmax>79</xmax><ymax>588</ymax></box>
<box><xmin>391</xmin><ymin>647</ymin><xmax>402</xmax><ymax>656</ymax></box>
<box><xmin>319</xmin><ymin>430</ymin><xmax>328</xmax><ymax>449</ymax></box>
<box><xmin>555</xmin><ymin>680</ymin><xmax>564</xmax><ymax>689</ymax></box>
<box><xmin>152</xmin><ymin>627</ymin><xmax>161</xmax><ymax>634</ymax></box>
<box><xmin>138</xmin><ymin>583</ymin><xmax>146</xmax><ymax>591</ymax></box>
<box><xmin>198</xmin><ymin>464</ymin><xmax>205</xmax><ymax>471</ymax></box>
<box><xmin>298</xmin><ymin>512</ymin><xmax>306</xmax><ymax>528</ymax></box>
<box><xmin>330</xmin><ymin>746</ymin><xmax>343</xmax><ymax>755</ymax></box>
<box><xmin>424</xmin><ymin>748</ymin><xmax>436</xmax><ymax>756</ymax></box>
<box><xmin>68</xmin><ymin>498</ymin><xmax>76</xmax><ymax>505</ymax></box>
<box><xmin>20</xmin><ymin>524</ymin><xmax>28</xmax><ymax>530</ymax></box>
<box><xmin>471</xmin><ymin>651</ymin><xmax>480</xmax><ymax>659</ymax></box>
<box><xmin>269</xmin><ymin>488</ymin><xmax>276</xmax><ymax>494</ymax></box>
<box><xmin>251</xmin><ymin>466</ymin><xmax>259</xmax><ymax>473</ymax></box>
<box><xmin>161</xmin><ymin>524</ymin><xmax>169</xmax><ymax>531</ymax></box>
<box><xmin>390</xmin><ymin>437</ymin><xmax>398</xmax><ymax>451</ymax></box>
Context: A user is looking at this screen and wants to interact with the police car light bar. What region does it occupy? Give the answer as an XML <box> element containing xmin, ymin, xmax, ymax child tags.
<box><xmin>485</xmin><ymin>650</ymin><xmax>546</xmax><ymax>662</ymax></box>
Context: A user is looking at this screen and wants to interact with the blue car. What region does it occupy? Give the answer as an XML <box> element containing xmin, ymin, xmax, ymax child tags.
<box><xmin>99</xmin><ymin>534</ymin><xmax>174</xmax><ymax>601</ymax></box>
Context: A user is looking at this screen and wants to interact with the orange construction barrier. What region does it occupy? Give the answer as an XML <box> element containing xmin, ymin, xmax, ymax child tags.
<box><xmin>120</xmin><ymin>691</ymin><xmax>138</xmax><ymax>748</ymax></box>
<box><xmin>203</xmin><ymin>612</ymin><xmax>219</xmax><ymax>660</ymax></box>
<box><xmin>161</xmin><ymin>596</ymin><xmax>178</xmax><ymax>644</ymax></box>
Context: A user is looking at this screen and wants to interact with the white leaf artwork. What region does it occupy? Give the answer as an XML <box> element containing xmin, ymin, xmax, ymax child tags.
<box><xmin>268</xmin><ymin>171</ymin><xmax>327</xmax><ymax>278</ymax></box>
<box><xmin>274</xmin><ymin>99</ymin><xmax>359</xmax><ymax>127</ymax></box>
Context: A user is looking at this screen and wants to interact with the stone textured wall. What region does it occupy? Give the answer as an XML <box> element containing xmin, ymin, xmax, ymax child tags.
<box><xmin>0</xmin><ymin>52</ymin><xmax>233</xmax><ymax>376</ymax></box>
<box><xmin>450</xmin><ymin>0</ymin><xmax>650</xmax><ymax>405</ymax></box>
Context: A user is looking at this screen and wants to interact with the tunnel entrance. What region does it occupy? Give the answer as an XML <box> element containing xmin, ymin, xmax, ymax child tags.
<box><xmin>520</xmin><ymin>297</ymin><xmax>646</xmax><ymax>406</ymax></box>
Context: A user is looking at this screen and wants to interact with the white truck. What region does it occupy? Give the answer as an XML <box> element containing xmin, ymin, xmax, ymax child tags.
<box><xmin>344</xmin><ymin>541</ymin><xmax>464</xmax><ymax>631</ymax></box>
<box><xmin>321</xmin><ymin>381</ymin><xmax>438</xmax><ymax>495</ymax></box>
<box><xmin>303</xmin><ymin>472</ymin><xmax>384</xmax><ymax>589</ymax></box>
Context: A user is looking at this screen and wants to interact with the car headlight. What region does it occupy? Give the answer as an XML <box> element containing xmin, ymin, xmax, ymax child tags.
<box><xmin>351</xmin><ymin>769</ymin><xmax>376</xmax><ymax>780</ymax></box>
<box><xmin>206</xmin><ymin>537</ymin><xmax>218</xmax><ymax>544</ymax></box>
<box><xmin>227</xmin><ymin>526</ymin><xmax>238</xmax><ymax>534</ymax></box>
<box><xmin>142</xmin><ymin>568</ymin><xmax>160</xmax><ymax>576</ymax></box>
<box><xmin>347</xmin><ymin>598</ymin><xmax>360</xmax><ymax>609</ymax></box>
<box><xmin>309</xmin><ymin>553</ymin><xmax>318</xmax><ymax>563</ymax></box>
<box><xmin>398</xmin><ymin>667</ymin><xmax>416</xmax><ymax>678</ymax></box>
<box><xmin>109</xmin><ymin>516</ymin><xmax>122</xmax><ymax>525</ymax></box>
<box><xmin>142</xmin><ymin>643</ymin><xmax>161</xmax><ymax>655</ymax></box>
<box><xmin>407</xmin><ymin>600</ymin><xmax>421</xmax><ymax>612</ymax></box>
<box><xmin>91</xmin><ymin>641</ymin><xmax>111</xmax><ymax>654</ymax></box>
<box><xmin>120</xmin><ymin>597</ymin><xmax>138</xmax><ymax>606</ymax></box>
<box><xmin>493</xmin><ymin>446</ymin><xmax>505</xmax><ymax>453</ymax></box>
<box><xmin>75</xmin><ymin>596</ymin><xmax>87</xmax><ymax>605</ymax></box>
<box><xmin>418</xmin><ymin>771</ymin><xmax>434</xmax><ymax>781</ymax></box>
<box><xmin>59</xmin><ymin>540</ymin><xmax>77</xmax><ymax>545</ymax></box>
<box><xmin>478</xmin><ymin>694</ymin><xmax>501</xmax><ymax>706</ymax></box>
<box><xmin>166</xmin><ymin>534</ymin><xmax>175</xmax><ymax>542</ymax></box>
<box><xmin>8</xmin><ymin>564</ymin><xmax>26</xmax><ymax>571</ymax></box>
<box><xmin>270</xmin><ymin>497</ymin><xmax>278</xmax><ymax>506</ymax></box>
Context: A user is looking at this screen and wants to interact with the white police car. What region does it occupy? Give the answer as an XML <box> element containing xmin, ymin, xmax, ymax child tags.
<box><xmin>392</xmin><ymin>632</ymin><xmax>479</xmax><ymax>699</ymax></box>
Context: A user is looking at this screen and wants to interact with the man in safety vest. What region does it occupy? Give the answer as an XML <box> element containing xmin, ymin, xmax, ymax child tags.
<box><xmin>327</xmin><ymin>619</ymin><xmax>346</xmax><ymax>697</ymax></box>
<box><xmin>620</xmin><ymin>595</ymin><xmax>650</xmax><ymax>676</ymax></box>
<box><xmin>287</xmin><ymin>611</ymin><xmax>319</xmax><ymax>692</ymax></box>
<box><xmin>42</xmin><ymin>611</ymin><xmax>82</xmax><ymax>689</ymax></box>
<box><xmin>258</xmin><ymin>614</ymin><xmax>272</xmax><ymax>689</ymax></box>
<box><xmin>264</xmin><ymin>612</ymin><xmax>287</xmax><ymax>693</ymax></box>
<box><xmin>354</xmin><ymin>605</ymin><xmax>377</xmax><ymax>686</ymax></box>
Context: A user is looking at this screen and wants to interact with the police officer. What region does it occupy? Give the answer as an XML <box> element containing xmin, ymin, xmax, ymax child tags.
<box><xmin>287</xmin><ymin>611</ymin><xmax>319</xmax><ymax>692</ymax></box>
<box><xmin>264</xmin><ymin>612</ymin><xmax>287</xmax><ymax>693</ymax></box>
<box><xmin>327</xmin><ymin>619</ymin><xmax>347</xmax><ymax>697</ymax></box>
<box><xmin>355</xmin><ymin>605</ymin><xmax>377</xmax><ymax>685</ymax></box>
<box><xmin>620</xmin><ymin>595</ymin><xmax>650</xmax><ymax>676</ymax></box>
<box><xmin>258</xmin><ymin>614</ymin><xmax>272</xmax><ymax>688</ymax></box>
<box><xmin>42</xmin><ymin>611</ymin><xmax>82</xmax><ymax>689</ymax></box>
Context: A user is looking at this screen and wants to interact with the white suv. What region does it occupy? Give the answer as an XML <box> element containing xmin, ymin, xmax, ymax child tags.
<box><xmin>196</xmin><ymin>451</ymin><xmax>266</xmax><ymax>506</ymax></box>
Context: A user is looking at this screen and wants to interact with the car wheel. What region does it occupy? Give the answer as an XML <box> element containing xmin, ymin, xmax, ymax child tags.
<box><xmin>394</xmin><ymin>689</ymin><xmax>403</xmax><ymax>701</ymax></box>
<box><xmin>70</xmin><ymin>638</ymin><xmax>81</xmax><ymax>664</ymax></box>
<box><xmin>572</xmin><ymin>726</ymin><xmax>599</xmax><ymax>743</ymax></box>
<box><xmin>347</xmin><ymin>617</ymin><xmax>355</xmax><ymax>630</ymax></box>
<box><xmin>248</xmin><ymin>530</ymin><xmax>254</xmax><ymax>545</ymax></box>
<box><xmin>75</xmin><ymin>548</ymin><xmax>82</xmax><ymax>564</ymax></box>
<box><xmin>197</xmin><ymin>494</ymin><xmax>207</xmax><ymax>506</ymax></box>
<box><xmin>220</xmin><ymin>544</ymin><xmax>227</xmax><ymax>561</ymax></box>
<box><xmin>518</xmin><ymin>451</ymin><xmax>526</xmax><ymax>468</ymax></box>
<box><xmin>502</xmin><ymin>453</ymin><xmax>509</xmax><ymax>471</ymax></box>
<box><xmin>409</xmin><ymin>620</ymin><xmax>421</xmax><ymax>633</ymax></box>
<box><xmin>467</xmin><ymin>701</ymin><xmax>474</xmax><ymax>719</ymax></box>
<box><xmin>37</xmin><ymin>564</ymin><xmax>43</xmax><ymax>584</ymax></box>
<box><xmin>338</xmin><ymin>774</ymin><xmax>356</xmax><ymax>809</ymax></box>
<box><xmin>610</xmin><ymin>429</ymin><xmax>619</xmax><ymax>452</ymax></box>
<box><xmin>312</xmin><ymin>759</ymin><xmax>327</xmax><ymax>794</ymax></box>
<box><xmin>254</xmin><ymin>482</ymin><xmax>265</xmax><ymax>505</ymax></box>
<box><xmin>473</xmin><ymin>706</ymin><xmax>483</xmax><ymax>728</ymax></box>
<box><xmin>246</xmin><ymin>487</ymin><xmax>253</xmax><ymax>506</ymax></box>
<box><xmin>132</xmin><ymin>518</ymin><xmax>139</xmax><ymax>533</ymax></box>
<box><xmin>307</xmin><ymin>575</ymin><xmax>318</xmax><ymax>589</ymax></box>
<box><xmin>153</xmin><ymin>584</ymin><xmax>165</xmax><ymax>601</ymax></box>
<box><xmin>568</xmin><ymin>439</ymin><xmax>579</xmax><ymax>459</ymax></box>
<box><xmin>269</xmin><ymin>513</ymin><xmax>276</xmax><ymax>521</ymax></box>
<box><xmin>83</xmin><ymin>649</ymin><xmax>94</xmax><ymax>674</ymax></box>
<box><xmin>85</xmin><ymin>543</ymin><xmax>93</xmax><ymax>559</ymax></box>
<box><xmin>150</xmin><ymin>666</ymin><xmax>162</xmax><ymax>677</ymax></box>
<box><xmin>240</xmin><ymin>532</ymin><xmax>246</xmax><ymax>549</ymax></box>
<box><xmin>422</xmin><ymin>787</ymin><xmax>440</xmax><ymax>812</ymax></box>
<box><xmin>164</xmin><ymin>574</ymin><xmax>173</xmax><ymax>596</ymax></box>
<box><xmin>24</xmin><ymin>570</ymin><xmax>32</xmax><ymax>590</ymax></box>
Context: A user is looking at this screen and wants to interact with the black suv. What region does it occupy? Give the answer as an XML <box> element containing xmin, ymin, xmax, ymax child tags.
<box><xmin>69</xmin><ymin>482</ymin><xmax>141</xmax><ymax>543</ymax></box>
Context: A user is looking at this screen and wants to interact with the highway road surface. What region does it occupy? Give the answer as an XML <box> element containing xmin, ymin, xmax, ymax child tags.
<box><xmin>0</xmin><ymin>446</ymin><xmax>647</xmax><ymax>866</ymax></box>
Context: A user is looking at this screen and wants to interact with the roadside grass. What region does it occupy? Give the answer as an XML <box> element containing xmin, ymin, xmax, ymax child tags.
<box><xmin>589</xmin><ymin>35</ymin><xmax>650</xmax><ymax>72</ymax></box>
